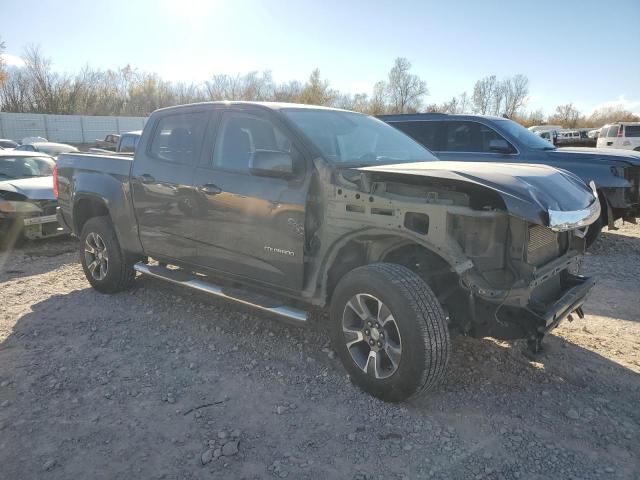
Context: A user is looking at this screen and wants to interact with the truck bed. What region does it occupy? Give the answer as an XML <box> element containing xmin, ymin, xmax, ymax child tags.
<box><xmin>57</xmin><ymin>152</ymin><xmax>133</xmax><ymax>177</ymax></box>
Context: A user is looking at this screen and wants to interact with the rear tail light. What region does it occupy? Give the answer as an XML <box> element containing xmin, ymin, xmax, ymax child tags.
<box><xmin>53</xmin><ymin>164</ymin><xmax>58</xmax><ymax>199</ymax></box>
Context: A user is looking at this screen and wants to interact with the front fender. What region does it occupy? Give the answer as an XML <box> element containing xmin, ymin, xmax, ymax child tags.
<box><xmin>555</xmin><ymin>163</ymin><xmax>631</xmax><ymax>190</ymax></box>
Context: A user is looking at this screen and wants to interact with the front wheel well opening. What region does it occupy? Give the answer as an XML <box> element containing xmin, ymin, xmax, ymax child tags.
<box><xmin>325</xmin><ymin>240</ymin><xmax>459</xmax><ymax>306</ymax></box>
<box><xmin>381</xmin><ymin>243</ymin><xmax>456</xmax><ymax>289</ymax></box>
<box><xmin>326</xmin><ymin>240</ymin><xmax>368</xmax><ymax>301</ymax></box>
<box><xmin>73</xmin><ymin>199</ymin><xmax>110</xmax><ymax>234</ymax></box>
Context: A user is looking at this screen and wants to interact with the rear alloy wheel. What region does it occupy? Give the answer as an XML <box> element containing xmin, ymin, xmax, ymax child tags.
<box><xmin>84</xmin><ymin>232</ymin><xmax>109</xmax><ymax>281</ymax></box>
<box><xmin>79</xmin><ymin>216</ymin><xmax>135</xmax><ymax>293</ymax></box>
<box><xmin>329</xmin><ymin>263</ymin><xmax>450</xmax><ymax>402</ymax></box>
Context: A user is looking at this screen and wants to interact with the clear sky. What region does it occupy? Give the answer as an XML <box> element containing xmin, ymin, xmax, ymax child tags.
<box><xmin>1</xmin><ymin>0</ymin><xmax>639</xmax><ymax>115</ymax></box>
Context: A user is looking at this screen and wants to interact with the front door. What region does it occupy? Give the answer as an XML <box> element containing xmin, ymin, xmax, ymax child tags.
<box><xmin>131</xmin><ymin>109</ymin><xmax>210</xmax><ymax>263</ymax></box>
<box><xmin>190</xmin><ymin>108</ymin><xmax>308</xmax><ymax>292</ymax></box>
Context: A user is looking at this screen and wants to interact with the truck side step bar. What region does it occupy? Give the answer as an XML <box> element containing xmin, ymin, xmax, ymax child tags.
<box><xmin>133</xmin><ymin>263</ymin><xmax>308</xmax><ymax>324</ymax></box>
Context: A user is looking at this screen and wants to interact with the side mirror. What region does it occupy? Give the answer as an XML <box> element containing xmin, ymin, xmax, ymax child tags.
<box><xmin>249</xmin><ymin>150</ymin><xmax>294</xmax><ymax>178</ymax></box>
<box><xmin>489</xmin><ymin>138</ymin><xmax>513</xmax><ymax>154</ymax></box>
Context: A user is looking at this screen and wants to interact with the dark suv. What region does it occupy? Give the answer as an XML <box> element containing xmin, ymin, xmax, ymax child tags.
<box><xmin>380</xmin><ymin>113</ymin><xmax>640</xmax><ymax>245</ymax></box>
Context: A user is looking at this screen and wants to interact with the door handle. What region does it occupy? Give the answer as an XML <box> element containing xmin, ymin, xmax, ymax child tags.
<box><xmin>138</xmin><ymin>173</ymin><xmax>155</xmax><ymax>184</ymax></box>
<box><xmin>606</xmin><ymin>142</ymin><xmax>613</xmax><ymax>146</ymax></box>
<box><xmin>196</xmin><ymin>184</ymin><xmax>222</xmax><ymax>195</ymax></box>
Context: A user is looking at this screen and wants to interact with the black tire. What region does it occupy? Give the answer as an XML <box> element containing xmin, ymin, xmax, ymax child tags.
<box><xmin>585</xmin><ymin>215</ymin><xmax>603</xmax><ymax>249</ymax></box>
<box><xmin>79</xmin><ymin>216</ymin><xmax>135</xmax><ymax>293</ymax></box>
<box><xmin>329</xmin><ymin>263</ymin><xmax>450</xmax><ymax>402</ymax></box>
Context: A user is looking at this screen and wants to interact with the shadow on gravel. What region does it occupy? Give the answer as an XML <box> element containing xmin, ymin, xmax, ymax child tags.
<box><xmin>0</xmin><ymin>236</ymin><xmax>78</xmax><ymax>280</ymax></box>
<box><xmin>1</xmin><ymin>278</ymin><xmax>639</xmax><ymax>478</ymax></box>
<box><xmin>589</xmin><ymin>227</ymin><xmax>640</xmax><ymax>255</ymax></box>
<box><xmin>580</xmin><ymin>228</ymin><xmax>640</xmax><ymax>324</ymax></box>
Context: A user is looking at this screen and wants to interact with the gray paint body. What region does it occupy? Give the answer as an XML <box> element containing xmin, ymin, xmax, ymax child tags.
<box><xmin>56</xmin><ymin>102</ymin><xmax>598</xmax><ymax>340</ymax></box>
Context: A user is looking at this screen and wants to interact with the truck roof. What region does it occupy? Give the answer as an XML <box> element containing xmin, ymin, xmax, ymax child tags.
<box><xmin>379</xmin><ymin>113</ymin><xmax>509</xmax><ymax>122</ymax></box>
<box><xmin>154</xmin><ymin>101</ymin><xmax>353</xmax><ymax>115</ymax></box>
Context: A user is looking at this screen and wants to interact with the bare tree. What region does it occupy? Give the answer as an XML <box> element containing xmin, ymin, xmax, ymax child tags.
<box><xmin>587</xmin><ymin>104</ymin><xmax>640</xmax><ymax>126</ymax></box>
<box><xmin>0</xmin><ymin>69</ymin><xmax>32</xmax><ymax>112</ymax></box>
<box><xmin>365</xmin><ymin>81</ymin><xmax>388</xmax><ymax>115</ymax></box>
<box><xmin>0</xmin><ymin>36</ymin><xmax>6</xmax><ymax>86</ymax></box>
<box><xmin>492</xmin><ymin>80</ymin><xmax>506</xmax><ymax>116</ymax></box>
<box><xmin>298</xmin><ymin>69</ymin><xmax>336</xmax><ymax>106</ymax></box>
<box><xmin>502</xmin><ymin>74</ymin><xmax>529</xmax><ymax>117</ymax></box>
<box><xmin>550</xmin><ymin>103</ymin><xmax>581</xmax><ymax>128</ymax></box>
<box><xmin>386</xmin><ymin>57</ymin><xmax>428</xmax><ymax>113</ymax></box>
<box><xmin>472</xmin><ymin>75</ymin><xmax>498</xmax><ymax>114</ymax></box>
<box><xmin>526</xmin><ymin>109</ymin><xmax>545</xmax><ymax>126</ymax></box>
<box><xmin>458</xmin><ymin>91</ymin><xmax>471</xmax><ymax>114</ymax></box>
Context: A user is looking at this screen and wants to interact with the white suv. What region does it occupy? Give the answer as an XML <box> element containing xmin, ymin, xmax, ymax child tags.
<box><xmin>596</xmin><ymin>122</ymin><xmax>640</xmax><ymax>151</ymax></box>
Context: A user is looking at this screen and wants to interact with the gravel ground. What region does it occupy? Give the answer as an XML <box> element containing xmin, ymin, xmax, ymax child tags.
<box><xmin>0</xmin><ymin>224</ymin><xmax>638</xmax><ymax>480</ymax></box>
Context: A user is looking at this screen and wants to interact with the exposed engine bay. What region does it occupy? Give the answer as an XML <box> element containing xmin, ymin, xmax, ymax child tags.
<box><xmin>302</xmin><ymin>160</ymin><xmax>599</xmax><ymax>346</ymax></box>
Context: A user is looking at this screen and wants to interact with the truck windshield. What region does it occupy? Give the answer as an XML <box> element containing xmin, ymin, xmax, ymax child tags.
<box><xmin>497</xmin><ymin>119</ymin><xmax>556</xmax><ymax>150</ymax></box>
<box><xmin>283</xmin><ymin>109</ymin><xmax>438</xmax><ymax>166</ymax></box>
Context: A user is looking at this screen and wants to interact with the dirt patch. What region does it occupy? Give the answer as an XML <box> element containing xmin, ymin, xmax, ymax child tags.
<box><xmin>1</xmin><ymin>225</ymin><xmax>638</xmax><ymax>479</ymax></box>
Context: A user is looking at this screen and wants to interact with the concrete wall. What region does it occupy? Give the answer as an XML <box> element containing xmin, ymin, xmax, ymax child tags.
<box><xmin>0</xmin><ymin>113</ymin><xmax>147</xmax><ymax>144</ymax></box>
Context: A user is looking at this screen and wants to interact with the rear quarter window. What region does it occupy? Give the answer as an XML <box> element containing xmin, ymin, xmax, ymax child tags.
<box><xmin>624</xmin><ymin>125</ymin><xmax>640</xmax><ymax>137</ymax></box>
<box><xmin>391</xmin><ymin>121</ymin><xmax>439</xmax><ymax>150</ymax></box>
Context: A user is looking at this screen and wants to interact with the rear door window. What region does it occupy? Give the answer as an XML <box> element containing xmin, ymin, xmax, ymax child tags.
<box><xmin>391</xmin><ymin>121</ymin><xmax>440</xmax><ymax>150</ymax></box>
<box><xmin>149</xmin><ymin>112</ymin><xmax>208</xmax><ymax>164</ymax></box>
<box><xmin>624</xmin><ymin>125</ymin><xmax>640</xmax><ymax>137</ymax></box>
<box><xmin>443</xmin><ymin>121</ymin><xmax>507</xmax><ymax>152</ymax></box>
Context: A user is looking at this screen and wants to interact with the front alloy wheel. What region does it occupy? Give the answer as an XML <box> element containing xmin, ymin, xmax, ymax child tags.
<box><xmin>342</xmin><ymin>293</ymin><xmax>402</xmax><ymax>379</ymax></box>
<box><xmin>329</xmin><ymin>263</ymin><xmax>450</xmax><ymax>402</ymax></box>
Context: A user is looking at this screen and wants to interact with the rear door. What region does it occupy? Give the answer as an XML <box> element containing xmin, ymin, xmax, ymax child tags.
<box><xmin>131</xmin><ymin>109</ymin><xmax>210</xmax><ymax>263</ymax></box>
<box><xmin>190</xmin><ymin>107</ymin><xmax>309</xmax><ymax>292</ymax></box>
<box><xmin>622</xmin><ymin>125</ymin><xmax>640</xmax><ymax>151</ymax></box>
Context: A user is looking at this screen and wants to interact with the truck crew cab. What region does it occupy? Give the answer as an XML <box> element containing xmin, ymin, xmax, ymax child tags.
<box><xmin>56</xmin><ymin>102</ymin><xmax>599</xmax><ymax>402</ymax></box>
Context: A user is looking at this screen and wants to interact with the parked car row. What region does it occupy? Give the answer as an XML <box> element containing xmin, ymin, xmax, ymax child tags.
<box><xmin>0</xmin><ymin>150</ymin><xmax>62</xmax><ymax>248</ymax></box>
<box><xmin>0</xmin><ymin>131</ymin><xmax>142</xmax><ymax>249</ymax></box>
<box><xmin>91</xmin><ymin>131</ymin><xmax>142</xmax><ymax>154</ymax></box>
<box><xmin>0</xmin><ymin>136</ymin><xmax>78</xmax><ymax>158</ymax></box>
<box><xmin>528</xmin><ymin>122</ymin><xmax>640</xmax><ymax>152</ymax></box>
<box><xmin>597</xmin><ymin>122</ymin><xmax>640</xmax><ymax>151</ymax></box>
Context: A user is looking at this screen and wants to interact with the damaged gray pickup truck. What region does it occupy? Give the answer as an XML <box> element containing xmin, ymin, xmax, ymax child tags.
<box><xmin>56</xmin><ymin>102</ymin><xmax>600</xmax><ymax>402</ymax></box>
